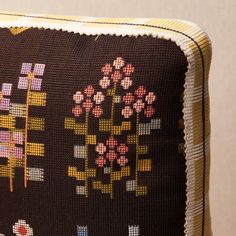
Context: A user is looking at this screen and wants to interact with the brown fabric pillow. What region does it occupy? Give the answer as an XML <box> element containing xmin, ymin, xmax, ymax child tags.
<box><xmin>0</xmin><ymin>13</ymin><xmax>212</xmax><ymax>236</ymax></box>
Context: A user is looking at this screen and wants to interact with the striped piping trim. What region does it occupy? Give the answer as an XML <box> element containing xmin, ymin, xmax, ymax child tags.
<box><xmin>0</xmin><ymin>12</ymin><xmax>212</xmax><ymax>236</ymax></box>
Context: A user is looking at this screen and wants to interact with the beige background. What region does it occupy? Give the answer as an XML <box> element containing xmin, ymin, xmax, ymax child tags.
<box><xmin>0</xmin><ymin>0</ymin><xmax>235</xmax><ymax>235</ymax></box>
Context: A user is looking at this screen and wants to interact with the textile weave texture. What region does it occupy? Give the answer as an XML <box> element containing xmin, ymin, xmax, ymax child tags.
<box><xmin>0</xmin><ymin>12</ymin><xmax>212</xmax><ymax>236</ymax></box>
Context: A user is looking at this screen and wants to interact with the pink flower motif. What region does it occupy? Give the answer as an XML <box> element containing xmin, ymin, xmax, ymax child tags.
<box><xmin>96</xmin><ymin>143</ymin><xmax>107</xmax><ymax>154</ymax></box>
<box><xmin>111</xmin><ymin>70</ymin><xmax>122</xmax><ymax>84</ymax></box>
<box><xmin>72</xmin><ymin>86</ymin><xmax>105</xmax><ymax>118</ymax></box>
<box><xmin>106</xmin><ymin>137</ymin><xmax>118</xmax><ymax>149</ymax></box>
<box><xmin>123</xmin><ymin>64</ymin><xmax>134</xmax><ymax>75</ymax></box>
<box><xmin>113</xmin><ymin>57</ymin><xmax>125</xmax><ymax>70</ymax></box>
<box><xmin>83</xmin><ymin>98</ymin><xmax>93</xmax><ymax>112</ymax></box>
<box><xmin>72</xmin><ymin>105</ymin><xmax>83</xmax><ymax>117</ymax></box>
<box><xmin>122</xmin><ymin>106</ymin><xmax>134</xmax><ymax>118</ymax></box>
<box><xmin>135</xmin><ymin>86</ymin><xmax>147</xmax><ymax>98</ymax></box>
<box><xmin>13</xmin><ymin>219</ymin><xmax>33</xmax><ymax>236</ymax></box>
<box><xmin>121</xmin><ymin>77</ymin><xmax>133</xmax><ymax>90</ymax></box>
<box><xmin>73</xmin><ymin>91</ymin><xmax>84</xmax><ymax>104</ymax></box>
<box><xmin>117</xmin><ymin>144</ymin><xmax>128</xmax><ymax>155</ymax></box>
<box><xmin>101</xmin><ymin>63</ymin><xmax>113</xmax><ymax>75</ymax></box>
<box><xmin>96</xmin><ymin>156</ymin><xmax>106</xmax><ymax>167</ymax></box>
<box><xmin>99</xmin><ymin>76</ymin><xmax>110</xmax><ymax>89</ymax></box>
<box><xmin>117</xmin><ymin>156</ymin><xmax>128</xmax><ymax>167</ymax></box>
<box><xmin>106</xmin><ymin>150</ymin><xmax>117</xmax><ymax>162</ymax></box>
<box><xmin>133</xmin><ymin>99</ymin><xmax>145</xmax><ymax>113</ymax></box>
<box><xmin>99</xmin><ymin>58</ymin><xmax>135</xmax><ymax>89</ymax></box>
<box><xmin>121</xmin><ymin>85</ymin><xmax>156</xmax><ymax>118</ymax></box>
<box><xmin>92</xmin><ymin>106</ymin><xmax>103</xmax><ymax>118</ymax></box>
<box><xmin>145</xmin><ymin>92</ymin><xmax>156</xmax><ymax>104</ymax></box>
<box><xmin>84</xmin><ymin>85</ymin><xmax>95</xmax><ymax>97</ymax></box>
<box><xmin>93</xmin><ymin>91</ymin><xmax>105</xmax><ymax>104</ymax></box>
<box><xmin>144</xmin><ymin>106</ymin><xmax>155</xmax><ymax>118</ymax></box>
<box><xmin>95</xmin><ymin>137</ymin><xmax>129</xmax><ymax>167</ymax></box>
<box><xmin>123</xmin><ymin>93</ymin><xmax>135</xmax><ymax>105</ymax></box>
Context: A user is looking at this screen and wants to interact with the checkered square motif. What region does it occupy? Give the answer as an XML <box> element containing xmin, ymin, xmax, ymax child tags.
<box><xmin>0</xmin><ymin>144</ymin><xmax>9</xmax><ymax>158</ymax></box>
<box><xmin>13</xmin><ymin>147</ymin><xmax>23</xmax><ymax>159</ymax></box>
<box><xmin>31</xmin><ymin>78</ymin><xmax>42</xmax><ymax>90</ymax></box>
<box><xmin>12</xmin><ymin>132</ymin><xmax>24</xmax><ymax>145</ymax></box>
<box><xmin>33</xmin><ymin>63</ymin><xmax>45</xmax><ymax>76</ymax></box>
<box><xmin>74</xmin><ymin>145</ymin><xmax>86</xmax><ymax>158</ymax></box>
<box><xmin>0</xmin><ymin>98</ymin><xmax>10</xmax><ymax>110</ymax></box>
<box><xmin>129</xmin><ymin>225</ymin><xmax>139</xmax><ymax>236</ymax></box>
<box><xmin>77</xmin><ymin>226</ymin><xmax>88</xmax><ymax>236</ymax></box>
<box><xmin>2</xmin><ymin>83</ymin><xmax>12</xmax><ymax>96</ymax></box>
<box><xmin>0</xmin><ymin>131</ymin><xmax>10</xmax><ymax>143</ymax></box>
<box><xmin>20</xmin><ymin>63</ymin><xmax>32</xmax><ymax>74</ymax></box>
<box><xmin>18</xmin><ymin>77</ymin><xmax>28</xmax><ymax>89</ymax></box>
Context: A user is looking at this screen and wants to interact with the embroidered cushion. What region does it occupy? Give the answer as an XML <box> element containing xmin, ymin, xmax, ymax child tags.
<box><xmin>0</xmin><ymin>13</ymin><xmax>212</xmax><ymax>236</ymax></box>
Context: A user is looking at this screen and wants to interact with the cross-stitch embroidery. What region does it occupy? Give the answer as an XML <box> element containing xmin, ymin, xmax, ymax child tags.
<box><xmin>75</xmin><ymin>225</ymin><xmax>140</xmax><ymax>236</ymax></box>
<box><xmin>65</xmin><ymin>57</ymin><xmax>161</xmax><ymax>198</ymax></box>
<box><xmin>0</xmin><ymin>219</ymin><xmax>34</xmax><ymax>236</ymax></box>
<box><xmin>129</xmin><ymin>225</ymin><xmax>140</xmax><ymax>236</ymax></box>
<box><xmin>13</xmin><ymin>220</ymin><xmax>33</xmax><ymax>236</ymax></box>
<box><xmin>0</xmin><ymin>63</ymin><xmax>46</xmax><ymax>191</ymax></box>
<box><xmin>77</xmin><ymin>226</ymin><xmax>88</xmax><ymax>236</ymax></box>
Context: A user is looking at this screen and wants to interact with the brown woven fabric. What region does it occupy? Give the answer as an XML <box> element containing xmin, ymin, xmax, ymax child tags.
<box><xmin>0</xmin><ymin>28</ymin><xmax>188</xmax><ymax>236</ymax></box>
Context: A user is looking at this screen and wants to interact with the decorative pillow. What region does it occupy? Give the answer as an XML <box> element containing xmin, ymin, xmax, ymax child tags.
<box><xmin>0</xmin><ymin>12</ymin><xmax>212</xmax><ymax>236</ymax></box>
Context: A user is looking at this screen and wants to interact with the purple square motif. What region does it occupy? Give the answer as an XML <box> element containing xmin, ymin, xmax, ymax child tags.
<box><xmin>31</xmin><ymin>78</ymin><xmax>42</xmax><ymax>91</ymax></box>
<box><xmin>21</xmin><ymin>63</ymin><xmax>32</xmax><ymax>74</ymax></box>
<box><xmin>14</xmin><ymin>147</ymin><xmax>23</xmax><ymax>159</ymax></box>
<box><xmin>0</xmin><ymin>98</ymin><xmax>10</xmax><ymax>111</ymax></box>
<box><xmin>0</xmin><ymin>145</ymin><xmax>9</xmax><ymax>158</ymax></box>
<box><xmin>2</xmin><ymin>83</ymin><xmax>12</xmax><ymax>96</ymax></box>
<box><xmin>34</xmin><ymin>64</ymin><xmax>45</xmax><ymax>76</ymax></box>
<box><xmin>18</xmin><ymin>77</ymin><xmax>28</xmax><ymax>90</ymax></box>
<box><xmin>0</xmin><ymin>131</ymin><xmax>10</xmax><ymax>143</ymax></box>
<box><xmin>13</xmin><ymin>132</ymin><xmax>24</xmax><ymax>145</ymax></box>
